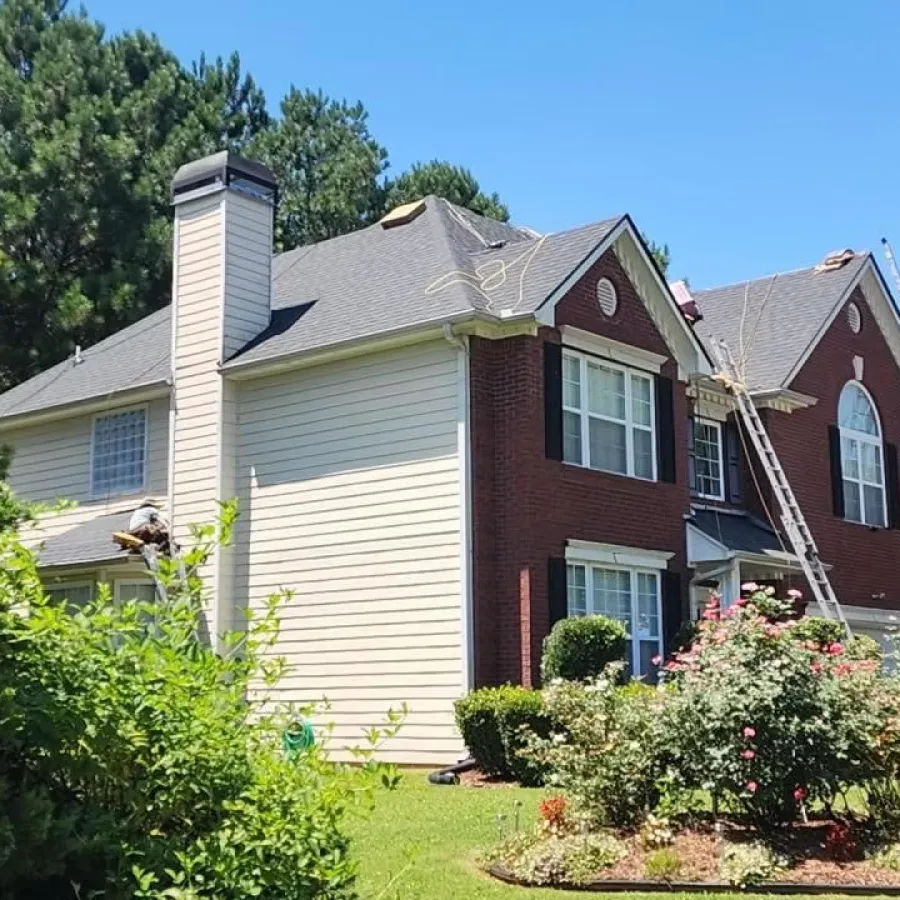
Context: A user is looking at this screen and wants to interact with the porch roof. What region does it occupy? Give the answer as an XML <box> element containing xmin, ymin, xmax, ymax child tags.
<box><xmin>37</xmin><ymin>511</ymin><xmax>135</xmax><ymax>569</ymax></box>
<box><xmin>690</xmin><ymin>507</ymin><xmax>787</xmax><ymax>557</ymax></box>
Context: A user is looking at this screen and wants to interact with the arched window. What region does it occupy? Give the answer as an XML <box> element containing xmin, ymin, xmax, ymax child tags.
<box><xmin>838</xmin><ymin>382</ymin><xmax>886</xmax><ymax>526</ymax></box>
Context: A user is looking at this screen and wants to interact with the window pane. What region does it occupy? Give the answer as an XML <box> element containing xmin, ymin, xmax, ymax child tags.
<box><xmin>839</xmin><ymin>384</ymin><xmax>879</xmax><ymax>435</ymax></box>
<box><xmin>636</xmin><ymin>572</ymin><xmax>659</xmax><ymax>637</ymax></box>
<box><xmin>631</xmin><ymin>376</ymin><xmax>653</xmax><ymax>427</ymax></box>
<box><xmin>567</xmin><ymin>565</ymin><xmax>587</xmax><ymax>616</ymax></box>
<box><xmin>563</xmin><ymin>411</ymin><xmax>583</xmax><ymax>464</ymax></box>
<box><xmin>589</xmin><ymin>418</ymin><xmax>627</xmax><ymax>473</ymax></box>
<box><xmin>592</xmin><ymin>568</ymin><xmax>631</xmax><ymax>629</ymax></box>
<box><xmin>587</xmin><ymin>364</ymin><xmax>626</xmax><ymax>419</ymax></box>
<box><xmin>860</xmin><ymin>442</ymin><xmax>883</xmax><ymax>485</ymax></box>
<box><xmin>633</xmin><ymin>428</ymin><xmax>654</xmax><ymax>479</ymax></box>
<box><xmin>693</xmin><ymin>420</ymin><xmax>722</xmax><ymax>497</ymax></box>
<box><xmin>844</xmin><ymin>479</ymin><xmax>862</xmax><ymax>523</ymax></box>
<box><xmin>841</xmin><ymin>436</ymin><xmax>860</xmax><ymax>479</ymax></box>
<box><xmin>119</xmin><ymin>583</ymin><xmax>157</xmax><ymax>604</ymax></box>
<box><xmin>46</xmin><ymin>585</ymin><xmax>92</xmax><ymax>609</ymax></box>
<box><xmin>563</xmin><ymin>355</ymin><xmax>581</xmax><ymax>409</ymax></box>
<box><xmin>92</xmin><ymin>409</ymin><xmax>146</xmax><ymax>496</ymax></box>
<box><xmin>864</xmin><ymin>485</ymin><xmax>886</xmax><ymax>527</ymax></box>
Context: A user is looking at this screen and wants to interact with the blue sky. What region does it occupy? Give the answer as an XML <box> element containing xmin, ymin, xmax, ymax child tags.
<box><xmin>89</xmin><ymin>0</ymin><xmax>900</xmax><ymax>289</ymax></box>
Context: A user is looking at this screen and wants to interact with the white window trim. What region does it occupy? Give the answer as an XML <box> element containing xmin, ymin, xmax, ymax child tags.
<box><xmin>838</xmin><ymin>381</ymin><xmax>888</xmax><ymax>528</ymax></box>
<box><xmin>565</xmin><ymin>557</ymin><xmax>664</xmax><ymax>676</ymax></box>
<box><xmin>692</xmin><ymin>417</ymin><xmax>725</xmax><ymax>502</ymax></box>
<box><xmin>89</xmin><ymin>404</ymin><xmax>149</xmax><ymax>500</ymax></box>
<box><xmin>560</xmin><ymin>325</ymin><xmax>667</xmax><ymax>374</ymax></box>
<box><xmin>566</xmin><ymin>539</ymin><xmax>673</xmax><ymax>570</ymax></box>
<box><xmin>562</xmin><ymin>349</ymin><xmax>658</xmax><ymax>481</ymax></box>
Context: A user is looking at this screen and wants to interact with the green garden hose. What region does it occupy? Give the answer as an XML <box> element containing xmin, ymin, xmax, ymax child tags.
<box><xmin>282</xmin><ymin>720</ymin><xmax>315</xmax><ymax>760</ymax></box>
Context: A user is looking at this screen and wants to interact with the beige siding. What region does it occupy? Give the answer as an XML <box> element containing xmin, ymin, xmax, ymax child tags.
<box><xmin>223</xmin><ymin>192</ymin><xmax>272</xmax><ymax>359</ymax></box>
<box><xmin>234</xmin><ymin>341</ymin><xmax>465</xmax><ymax>765</ymax></box>
<box><xmin>3</xmin><ymin>397</ymin><xmax>170</xmax><ymax>546</ymax></box>
<box><xmin>171</xmin><ymin>194</ymin><xmax>223</xmax><ymax>563</ymax></box>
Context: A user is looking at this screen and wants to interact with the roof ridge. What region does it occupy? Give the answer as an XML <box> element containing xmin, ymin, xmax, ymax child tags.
<box><xmin>695</xmin><ymin>251</ymin><xmax>870</xmax><ymax>295</ymax></box>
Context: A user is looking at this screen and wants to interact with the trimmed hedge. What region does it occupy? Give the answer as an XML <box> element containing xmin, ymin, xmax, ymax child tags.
<box><xmin>541</xmin><ymin>615</ymin><xmax>627</xmax><ymax>683</ymax></box>
<box><xmin>454</xmin><ymin>685</ymin><xmax>549</xmax><ymax>785</ymax></box>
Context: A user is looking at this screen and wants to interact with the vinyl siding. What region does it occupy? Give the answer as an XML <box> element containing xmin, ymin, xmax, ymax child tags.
<box><xmin>3</xmin><ymin>396</ymin><xmax>170</xmax><ymax>544</ymax></box>
<box><xmin>233</xmin><ymin>341</ymin><xmax>465</xmax><ymax>765</ymax></box>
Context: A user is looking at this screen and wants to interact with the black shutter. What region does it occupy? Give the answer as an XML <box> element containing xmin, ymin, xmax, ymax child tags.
<box><xmin>687</xmin><ymin>416</ymin><xmax>697</xmax><ymax>494</ymax></box>
<box><xmin>655</xmin><ymin>375</ymin><xmax>676</xmax><ymax>483</ymax></box>
<box><xmin>544</xmin><ymin>342</ymin><xmax>563</xmax><ymax>461</ymax></box>
<box><xmin>723</xmin><ymin>422</ymin><xmax>743</xmax><ymax>504</ymax></box>
<box><xmin>886</xmin><ymin>443</ymin><xmax>900</xmax><ymax>528</ymax></box>
<box><xmin>828</xmin><ymin>425</ymin><xmax>845</xmax><ymax>519</ymax></box>
<box><xmin>661</xmin><ymin>571</ymin><xmax>683</xmax><ymax>651</ymax></box>
<box><xmin>548</xmin><ymin>557</ymin><xmax>568</xmax><ymax>630</ymax></box>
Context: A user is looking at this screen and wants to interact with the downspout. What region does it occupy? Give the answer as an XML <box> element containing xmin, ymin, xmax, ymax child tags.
<box><xmin>166</xmin><ymin>217</ymin><xmax>179</xmax><ymax>526</ymax></box>
<box><xmin>444</xmin><ymin>324</ymin><xmax>475</xmax><ymax>696</ymax></box>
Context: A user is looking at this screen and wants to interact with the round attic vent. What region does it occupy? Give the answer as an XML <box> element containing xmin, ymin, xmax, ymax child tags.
<box><xmin>847</xmin><ymin>301</ymin><xmax>862</xmax><ymax>334</ymax></box>
<box><xmin>596</xmin><ymin>278</ymin><xmax>618</xmax><ymax>317</ymax></box>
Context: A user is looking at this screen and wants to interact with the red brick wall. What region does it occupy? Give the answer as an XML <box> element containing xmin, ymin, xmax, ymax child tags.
<box><xmin>772</xmin><ymin>286</ymin><xmax>900</xmax><ymax>611</ymax></box>
<box><xmin>470</xmin><ymin>249</ymin><xmax>692</xmax><ymax>687</ymax></box>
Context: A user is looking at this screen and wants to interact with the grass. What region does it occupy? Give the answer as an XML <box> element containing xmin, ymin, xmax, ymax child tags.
<box><xmin>348</xmin><ymin>772</ymin><xmax>875</xmax><ymax>900</ymax></box>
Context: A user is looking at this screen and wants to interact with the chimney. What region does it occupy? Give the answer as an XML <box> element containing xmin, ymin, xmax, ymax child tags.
<box><xmin>169</xmin><ymin>152</ymin><xmax>277</xmax><ymax>641</ymax></box>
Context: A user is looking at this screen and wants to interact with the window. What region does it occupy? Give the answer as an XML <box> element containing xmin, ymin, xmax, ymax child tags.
<box><xmin>91</xmin><ymin>408</ymin><xmax>147</xmax><ymax>497</ymax></box>
<box><xmin>691</xmin><ymin>418</ymin><xmax>724</xmax><ymax>500</ymax></box>
<box><xmin>838</xmin><ymin>382</ymin><xmax>886</xmax><ymax>527</ymax></box>
<box><xmin>566</xmin><ymin>562</ymin><xmax>661</xmax><ymax>677</ymax></box>
<box><xmin>115</xmin><ymin>581</ymin><xmax>157</xmax><ymax>605</ymax></box>
<box><xmin>562</xmin><ymin>350</ymin><xmax>656</xmax><ymax>480</ymax></box>
<box><xmin>45</xmin><ymin>582</ymin><xmax>93</xmax><ymax>609</ymax></box>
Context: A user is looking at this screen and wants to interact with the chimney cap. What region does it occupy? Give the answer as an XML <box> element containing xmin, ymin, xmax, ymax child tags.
<box><xmin>172</xmin><ymin>151</ymin><xmax>277</xmax><ymax>203</ymax></box>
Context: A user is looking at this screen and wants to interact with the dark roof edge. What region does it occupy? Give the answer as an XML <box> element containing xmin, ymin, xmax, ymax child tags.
<box><xmin>0</xmin><ymin>379</ymin><xmax>171</xmax><ymax>431</ymax></box>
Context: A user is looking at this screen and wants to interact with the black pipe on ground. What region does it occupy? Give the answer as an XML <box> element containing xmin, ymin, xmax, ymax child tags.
<box><xmin>427</xmin><ymin>756</ymin><xmax>477</xmax><ymax>785</ymax></box>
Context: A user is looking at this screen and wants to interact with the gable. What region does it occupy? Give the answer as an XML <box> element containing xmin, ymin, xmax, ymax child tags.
<box><xmin>538</xmin><ymin>219</ymin><xmax>711</xmax><ymax>379</ymax></box>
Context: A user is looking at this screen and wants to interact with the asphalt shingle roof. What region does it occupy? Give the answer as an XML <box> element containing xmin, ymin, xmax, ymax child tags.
<box><xmin>692</xmin><ymin>254</ymin><xmax>869</xmax><ymax>391</ymax></box>
<box><xmin>0</xmin><ymin>197</ymin><xmax>623</xmax><ymax>419</ymax></box>
<box><xmin>37</xmin><ymin>510</ymin><xmax>134</xmax><ymax>568</ymax></box>
<box><xmin>691</xmin><ymin>508</ymin><xmax>788</xmax><ymax>556</ymax></box>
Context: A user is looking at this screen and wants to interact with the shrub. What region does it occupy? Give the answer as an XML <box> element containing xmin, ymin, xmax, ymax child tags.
<box><xmin>0</xmin><ymin>512</ymin><xmax>400</xmax><ymax>899</ymax></box>
<box><xmin>662</xmin><ymin>590</ymin><xmax>895</xmax><ymax>825</ymax></box>
<box><xmin>486</xmin><ymin>828</ymin><xmax>624</xmax><ymax>886</ymax></box>
<box><xmin>720</xmin><ymin>842</ymin><xmax>784</xmax><ymax>888</ymax></box>
<box><xmin>872</xmin><ymin>841</ymin><xmax>900</xmax><ymax>871</ymax></box>
<box><xmin>644</xmin><ymin>847</ymin><xmax>682</xmax><ymax>880</ymax></box>
<box><xmin>455</xmin><ymin>685</ymin><xmax>547</xmax><ymax>782</ymax></box>
<box><xmin>541</xmin><ymin>615</ymin><xmax>627</xmax><ymax>682</ymax></box>
<box><xmin>524</xmin><ymin>667</ymin><xmax>664</xmax><ymax>828</ymax></box>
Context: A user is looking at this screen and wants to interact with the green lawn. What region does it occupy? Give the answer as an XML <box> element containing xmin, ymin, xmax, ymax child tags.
<box><xmin>348</xmin><ymin>772</ymin><xmax>874</xmax><ymax>900</ymax></box>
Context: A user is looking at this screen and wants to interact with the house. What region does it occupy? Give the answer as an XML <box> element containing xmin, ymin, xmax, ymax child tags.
<box><xmin>0</xmin><ymin>151</ymin><xmax>897</xmax><ymax>763</ymax></box>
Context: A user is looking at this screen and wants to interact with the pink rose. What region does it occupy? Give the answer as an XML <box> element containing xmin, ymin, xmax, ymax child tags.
<box><xmin>741</xmin><ymin>749</ymin><xmax>755</xmax><ymax>760</ymax></box>
<box><xmin>787</xmin><ymin>589</ymin><xmax>803</xmax><ymax>600</ymax></box>
<box><xmin>746</xmin><ymin>781</ymin><xmax>758</xmax><ymax>794</ymax></box>
<box><xmin>794</xmin><ymin>787</ymin><xmax>807</xmax><ymax>803</ymax></box>
<box><xmin>741</xmin><ymin>582</ymin><xmax>760</xmax><ymax>593</ymax></box>
<box><xmin>734</xmin><ymin>598</ymin><xmax>748</xmax><ymax>608</ymax></box>
<box><xmin>651</xmin><ymin>654</ymin><xmax>662</xmax><ymax>666</ymax></box>
<box><xmin>742</xmin><ymin>726</ymin><xmax>756</xmax><ymax>738</ymax></box>
<box><xmin>827</xmin><ymin>642</ymin><xmax>844</xmax><ymax>656</ymax></box>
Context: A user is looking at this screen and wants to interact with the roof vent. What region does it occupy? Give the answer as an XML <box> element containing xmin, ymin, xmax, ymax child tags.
<box><xmin>815</xmin><ymin>248</ymin><xmax>856</xmax><ymax>273</ymax></box>
<box><xmin>380</xmin><ymin>199</ymin><xmax>426</xmax><ymax>229</ymax></box>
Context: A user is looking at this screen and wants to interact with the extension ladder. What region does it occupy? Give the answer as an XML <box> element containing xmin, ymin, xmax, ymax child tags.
<box><xmin>710</xmin><ymin>339</ymin><xmax>850</xmax><ymax>632</ymax></box>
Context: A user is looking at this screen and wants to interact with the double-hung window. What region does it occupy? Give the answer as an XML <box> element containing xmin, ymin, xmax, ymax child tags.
<box><xmin>838</xmin><ymin>382</ymin><xmax>886</xmax><ymax>527</ymax></box>
<box><xmin>691</xmin><ymin>418</ymin><xmax>724</xmax><ymax>500</ymax></box>
<box><xmin>45</xmin><ymin>582</ymin><xmax>93</xmax><ymax>609</ymax></box>
<box><xmin>562</xmin><ymin>350</ymin><xmax>656</xmax><ymax>480</ymax></box>
<box><xmin>566</xmin><ymin>561</ymin><xmax>662</xmax><ymax>678</ymax></box>
<box><xmin>91</xmin><ymin>408</ymin><xmax>147</xmax><ymax>498</ymax></box>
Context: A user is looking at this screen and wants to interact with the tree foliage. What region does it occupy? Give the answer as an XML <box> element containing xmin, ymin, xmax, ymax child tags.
<box><xmin>0</xmin><ymin>0</ymin><xmax>509</xmax><ymax>390</ymax></box>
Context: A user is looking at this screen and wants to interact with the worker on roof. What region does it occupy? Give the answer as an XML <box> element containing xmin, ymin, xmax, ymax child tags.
<box><xmin>113</xmin><ymin>498</ymin><xmax>171</xmax><ymax>554</ymax></box>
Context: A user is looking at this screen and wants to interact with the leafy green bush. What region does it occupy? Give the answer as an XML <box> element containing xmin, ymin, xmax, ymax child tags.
<box><xmin>455</xmin><ymin>685</ymin><xmax>547</xmax><ymax>782</ymax></box>
<box><xmin>872</xmin><ymin>840</ymin><xmax>900</xmax><ymax>871</ymax></box>
<box><xmin>790</xmin><ymin>615</ymin><xmax>846</xmax><ymax>647</ymax></box>
<box><xmin>485</xmin><ymin>828</ymin><xmax>624</xmax><ymax>886</ymax></box>
<box><xmin>644</xmin><ymin>847</ymin><xmax>682</xmax><ymax>880</ymax></box>
<box><xmin>662</xmin><ymin>591</ymin><xmax>898</xmax><ymax>825</ymax></box>
<box><xmin>524</xmin><ymin>667</ymin><xmax>664</xmax><ymax>828</ymax></box>
<box><xmin>0</xmin><ymin>512</ymin><xmax>401</xmax><ymax>899</ymax></box>
<box><xmin>541</xmin><ymin>615</ymin><xmax>627</xmax><ymax>683</ymax></box>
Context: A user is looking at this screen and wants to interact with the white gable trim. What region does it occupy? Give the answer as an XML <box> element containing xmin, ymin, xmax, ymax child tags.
<box><xmin>566</xmin><ymin>539</ymin><xmax>674</xmax><ymax>569</ymax></box>
<box><xmin>560</xmin><ymin>325</ymin><xmax>667</xmax><ymax>373</ymax></box>
<box><xmin>784</xmin><ymin>255</ymin><xmax>900</xmax><ymax>388</ymax></box>
<box><xmin>536</xmin><ymin>217</ymin><xmax>713</xmax><ymax>379</ymax></box>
